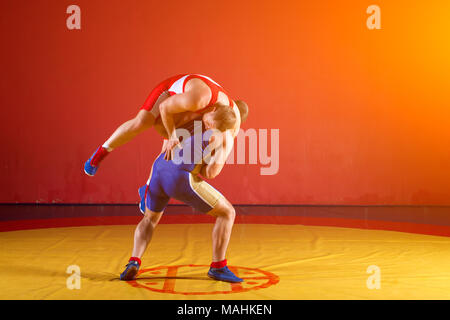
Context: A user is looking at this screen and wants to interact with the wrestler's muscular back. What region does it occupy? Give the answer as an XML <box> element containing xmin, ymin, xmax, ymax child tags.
<box><xmin>155</xmin><ymin>78</ymin><xmax>213</xmax><ymax>128</ymax></box>
<box><xmin>154</xmin><ymin>77</ymin><xmax>241</xmax><ymax>137</ymax></box>
<box><xmin>185</xmin><ymin>78</ymin><xmax>241</xmax><ymax>137</ymax></box>
<box><xmin>185</xmin><ymin>77</ymin><xmax>231</xmax><ymax>106</ymax></box>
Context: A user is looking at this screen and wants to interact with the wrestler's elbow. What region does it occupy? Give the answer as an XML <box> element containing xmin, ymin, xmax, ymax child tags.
<box><xmin>159</xmin><ymin>101</ymin><xmax>168</xmax><ymax>117</ymax></box>
<box><xmin>154</xmin><ymin>122</ymin><xmax>168</xmax><ymax>138</ymax></box>
<box><xmin>202</xmin><ymin>167</ymin><xmax>216</xmax><ymax>179</ymax></box>
<box><xmin>203</xmin><ymin>164</ymin><xmax>224</xmax><ymax>179</ymax></box>
<box><xmin>204</xmin><ymin>171</ymin><xmax>219</xmax><ymax>179</ymax></box>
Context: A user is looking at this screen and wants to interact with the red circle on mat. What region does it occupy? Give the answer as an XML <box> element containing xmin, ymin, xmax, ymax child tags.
<box><xmin>127</xmin><ymin>264</ymin><xmax>279</xmax><ymax>295</ymax></box>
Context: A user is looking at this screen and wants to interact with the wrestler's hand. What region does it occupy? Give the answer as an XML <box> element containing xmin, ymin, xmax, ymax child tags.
<box><xmin>163</xmin><ymin>136</ymin><xmax>182</xmax><ymax>161</ymax></box>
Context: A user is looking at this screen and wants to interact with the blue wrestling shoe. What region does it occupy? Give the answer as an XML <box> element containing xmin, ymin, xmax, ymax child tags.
<box><xmin>84</xmin><ymin>159</ymin><xmax>97</xmax><ymax>176</ymax></box>
<box><xmin>207</xmin><ymin>266</ymin><xmax>243</xmax><ymax>283</ymax></box>
<box><xmin>120</xmin><ymin>260</ymin><xmax>140</xmax><ymax>281</ymax></box>
<box><xmin>84</xmin><ymin>147</ymin><xmax>100</xmax><ymax>176</ymax></box>
<box><xmin>84</xmin><ymin>146</ymin><xmax>110</xmax><ymax>176</ymax></box>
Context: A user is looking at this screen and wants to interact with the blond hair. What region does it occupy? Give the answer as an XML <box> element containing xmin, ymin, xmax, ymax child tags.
<box><xmin>235</xmin><ymin>100</ymin><xmax>249</xmax><ymax>123</ymax></box>
<box><xmin>211</xmin><ymin>103</ymin><xmax>237</xmax><ymax>132</ymax></box>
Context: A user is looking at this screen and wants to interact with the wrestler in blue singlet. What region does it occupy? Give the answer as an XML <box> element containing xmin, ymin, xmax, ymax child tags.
<box><xmin>121</xmin><ymin>121</ymin><xmax>243</xmax><ymax>284</ymax></box>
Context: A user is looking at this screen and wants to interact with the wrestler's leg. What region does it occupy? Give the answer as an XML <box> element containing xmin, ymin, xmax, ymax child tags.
<box><xmin>180</xmin><ymin>173</ymin><xmax>242</xmax><ymax>282</ymax></box>
<box><xmin>84</xmin><ymin>92</ymin><xmax>169</xmax><ymax>176</ymax></box>
<box><xmin>131</xmin><ymin>207</ymin><xmax>164</xmax><ymax>258</ymax></box>
<box><xmin>104</xmin><ymin>110</ymin><xmax>154</xmax><ymax>149</ymax></box>
<box><xmin>104</xmin><ymin>92</ymin><xmax>170</xmax><ymax>150</ymax></box>
<box><xmin>120</xmin><ymin>155</ymin><xmax>169</xmax><ymax>281</ymax></box>
<box><xmin>207</xmin><ymin>197</ymin><xmax>236</xmax><ymax>263</ymax></box>
<box><xmin>206</xmin><ymin>197</ymin><xmax>242</xmax><ymax>282</ymax></box>
<box><xmin>120</xmin><ymin>208</ymin><xmax>164</xmax><ymax>281</ymax></box>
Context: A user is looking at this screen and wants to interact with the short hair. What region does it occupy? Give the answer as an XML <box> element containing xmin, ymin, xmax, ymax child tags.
<box><xmin>212</xmin><ymin>103</ymin><xmax>237</xmax><ymax>132</ymax></box>
<box><xmin>235</xmin><ymin>100</ymin><xmax>249</xmax><ymax>122</ymax></box>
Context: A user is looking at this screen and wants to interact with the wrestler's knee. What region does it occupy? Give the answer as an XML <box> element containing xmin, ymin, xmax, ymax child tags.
<box><xmin>133</xmin><ymin>111</ymin><xmax>155</xmax><ymax>131</ymax></box>
<box><xmin>144</xmin><ymin>209</ymin><xmax>163</xmax><ymax>227</ymax></box>
<box><xmin>212</xmin><ymin>197</ymin><xmax>235</xmax><ymax>221</ymax></box>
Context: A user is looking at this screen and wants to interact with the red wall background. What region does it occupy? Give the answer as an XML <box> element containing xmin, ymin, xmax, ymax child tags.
<box><xmin>1</xmin><ymin>0</ymin><xmax>450</xmax><ymax>205</ymax></box>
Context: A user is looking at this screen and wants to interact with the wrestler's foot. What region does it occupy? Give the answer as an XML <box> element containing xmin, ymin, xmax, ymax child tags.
<box><xmin>207</xmin><ymin>266</ymin><xmax>243</xmax><ymax>283</ymax></box>
<box><xmin>120</xmin><ymin>260</ymin><xmax>140</xmax><ymax>281</ymax></box>
<box><xmin>84</xmin><ymin>146</ymin><xmax>109</xmax><ymax>176</ymax></box>
<box><xmin>84</xmin><ymin>157</ymin><xmax>98</xmax><ymax>176</ymax></box>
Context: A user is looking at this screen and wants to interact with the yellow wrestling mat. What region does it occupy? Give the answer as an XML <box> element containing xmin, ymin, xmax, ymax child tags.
<box><xmin>1</xmin><ymin>224</ymin><xmax>450</xmax><ymax>299</ymax></box>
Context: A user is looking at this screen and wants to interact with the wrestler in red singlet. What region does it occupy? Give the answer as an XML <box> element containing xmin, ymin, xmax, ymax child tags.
<box><xmin>84</xmin><ymin>74</ymin><xmax>242</xmax><ymax>176</ymax></box>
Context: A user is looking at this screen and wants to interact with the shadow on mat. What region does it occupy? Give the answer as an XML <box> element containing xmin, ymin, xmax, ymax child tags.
<box><xmin>3</xmin><ymin>263</ymin><xmax>117</xmax><ymax>282</ymax></box>
<box><xmin>123</xmin><ymin>276</ymin><xmax>212</xmax><ymax>282</ymax></box>
<box><xmin>7</xmin><ymin>264</ymin><xmax>213</xmax><ymax>283</ymax></box>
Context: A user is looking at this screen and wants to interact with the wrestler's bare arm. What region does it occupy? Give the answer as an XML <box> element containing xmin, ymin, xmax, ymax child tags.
<box><xmin>200</xmin><ymin>103</ymin><xmax>241</xmax><ymax>179</ymax></box>
<box><xmin>200</xmin><ymin>130</ymin><xmax>234</xmax><ymax>179</ymax></box>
